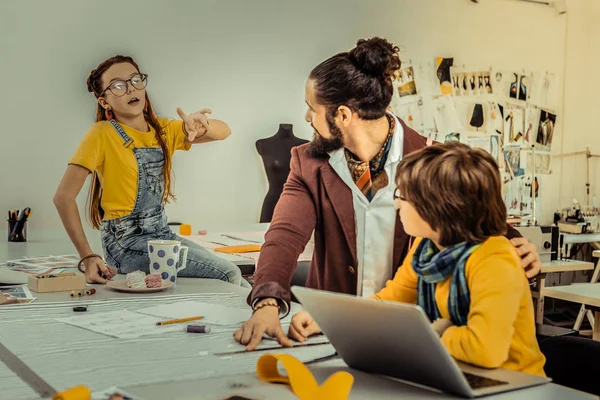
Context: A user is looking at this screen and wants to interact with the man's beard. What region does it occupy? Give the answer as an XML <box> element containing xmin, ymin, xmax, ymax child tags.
<box><xmin>307</xmin><ymin>115</ymin><xmax>344</xmax><ymax>157</ymax></box>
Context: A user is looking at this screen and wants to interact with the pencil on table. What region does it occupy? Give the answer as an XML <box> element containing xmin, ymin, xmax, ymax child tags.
<box><xmin>156</xmin><ymin>316</ymin><xmax>203</xmax><ymax>326</ymax></box>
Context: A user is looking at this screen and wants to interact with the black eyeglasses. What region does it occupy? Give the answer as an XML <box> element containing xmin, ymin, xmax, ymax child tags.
<box><xmin>393</xmin><ymin>188</ymin><xmax>407</xmax><ymax>202</ymax></box>
<box><xmin>100</xmin><ymin>73</ymin><xmax>148</xmax><ymax>97</ymax></box>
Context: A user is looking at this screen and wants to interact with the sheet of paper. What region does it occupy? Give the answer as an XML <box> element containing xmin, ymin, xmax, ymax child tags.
<box><xmin>220</xmin><ymin>231</ymin><xmax>266</xmax><ymax>244</ymax></box>
<box><xmin>92</xmin><ymin>386</ymin><xmax>146</xmax><ymax>400</ymax></box>
<box><xmin>194</xmin><ymin>234</ymin><xmax>249</xmax><ymax>246</ymax></box>
<box><xmin>432</xmin><ymin>96</ymin><xmax>462</xmax><ymax>135</ymax></box>
<box><xmin>56</xmin><ymin>310</ymin><xmax>181</xmax><ymax>339</ymax></box>
<box><xmin>135</xmin><ymin>301</ymin><xmax>252</xmax><ymax>326</ymax></box>
<box><xmin>6</xmin><ymin>254</ymin><xmax>80</xmax><ymax>270</ymax></box>
<box><xmin>0</xmin><ymin>285</ymin><xmax>37</xmax><ymax>303</ymax></box>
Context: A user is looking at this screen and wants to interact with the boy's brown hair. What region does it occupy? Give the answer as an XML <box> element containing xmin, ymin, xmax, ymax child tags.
<box><xmin>395</xmin><ymin>141</ymin><xmax>507</xmax><ymax>247</ymax></box>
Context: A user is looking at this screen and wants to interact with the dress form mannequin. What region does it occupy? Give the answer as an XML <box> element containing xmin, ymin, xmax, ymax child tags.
<box><xmin>256</xmin><ymin>124</ymin><xmax>308</xmax><ymax>223</ymax></box>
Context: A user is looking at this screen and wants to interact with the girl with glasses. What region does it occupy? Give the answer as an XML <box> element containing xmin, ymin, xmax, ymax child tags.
<box><xmin>53</xmin><ymin>55</ymin><xmax>245</xmax><ymax>286</ymax></box>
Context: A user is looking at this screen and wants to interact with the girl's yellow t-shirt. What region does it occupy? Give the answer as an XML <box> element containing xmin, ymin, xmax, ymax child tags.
<box><xmin>69</xmin><ymin>118</ymin><xmax>190</xmax><ymax>220</ymax></box>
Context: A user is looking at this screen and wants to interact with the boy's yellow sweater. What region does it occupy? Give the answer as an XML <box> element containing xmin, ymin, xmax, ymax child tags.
<box><xmin>374</xmin><ymin>236</ymin><xmax>546</xmax><ymax>376</ymax></box>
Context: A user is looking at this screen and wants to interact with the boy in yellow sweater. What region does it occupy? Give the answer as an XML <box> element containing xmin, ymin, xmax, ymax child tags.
<box><xmin>289</xmin><ymin>141</ymin><xmax>546</xmax><ymax>376</ymax></box>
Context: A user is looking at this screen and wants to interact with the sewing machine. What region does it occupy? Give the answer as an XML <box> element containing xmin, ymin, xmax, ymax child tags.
<box><xmin>555</xmin><ymin>199</ymin><xmax>600</xmax><ymax>234</ymax></box>
<box><xmin>515</xmin><ymin>225</ymin><xmax>558</xmax><ymax>264</ymax></box>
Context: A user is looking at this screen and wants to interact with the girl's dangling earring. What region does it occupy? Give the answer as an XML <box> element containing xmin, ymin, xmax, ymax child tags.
<box><xmin>105</xmin><ymin>108</ymin><xmax>113</xmax><ymax>120</ymax></box>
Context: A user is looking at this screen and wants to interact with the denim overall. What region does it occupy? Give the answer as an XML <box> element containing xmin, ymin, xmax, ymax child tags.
<box><xmin>100</xmin><ymin>120</ymin><xmax>242</xmax><ymax>285</ymax></box>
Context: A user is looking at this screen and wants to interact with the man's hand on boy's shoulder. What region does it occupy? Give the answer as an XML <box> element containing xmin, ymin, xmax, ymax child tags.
<box><xmin>510</xmin><ymin>237</ymin><xmax>542</xmax><ymax>279</ymax></box>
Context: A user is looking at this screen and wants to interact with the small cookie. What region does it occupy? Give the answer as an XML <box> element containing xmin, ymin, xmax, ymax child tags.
<box><xmin>145</xmin><ymin>274</ymin><xmax>162</xmax><ymax>288</ymax></box>
<box><xmin>126</xmin><ymin>271</ymin><xmax>146</xmax><ymax>289</ymax></box>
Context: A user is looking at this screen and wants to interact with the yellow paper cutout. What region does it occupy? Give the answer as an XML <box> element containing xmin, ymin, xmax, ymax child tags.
<box><xmin>257</xmin><ymin>354</ymin><xmax>353</xmax><ymax>400</ymax></box>
<box><xmin>53</xmin><ymin>385</ymin><xmax>91</xmax><ymax>400</ymax></box>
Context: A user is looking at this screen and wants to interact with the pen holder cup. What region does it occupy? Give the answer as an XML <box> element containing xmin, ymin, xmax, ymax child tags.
<box><xmin>8</xmin><ymin>220</ymin><xmax>27</xmax><ymax>242</ymax></box>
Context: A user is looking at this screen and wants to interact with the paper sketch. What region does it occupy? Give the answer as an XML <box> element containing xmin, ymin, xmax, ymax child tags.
<box><xmin>432</xmin><ymin>96</ymin><xmax>462</xmax><ymax>135</ymax></box>
<box><xmin>503</xmin><ymin>105</ymin><xmax>525</xmax><ymax>146</ymax></box>
<box><xmin>445</xmin><ymin>133</ymin><xmax>461</xmax><ymax>142</ymax></box>
<box><xmin>521</xmin><ymin>150</ymin><xmax>552</xmax><ymax>174</ymax></box>
<box><xmin>488</xmin><ymin>103</ymin><xmax>503</xmax><ymax>136</ymax></box>
<box><xmin>529</xmin><ymin>71</ymin><xmax>558</xmax><ymax>109</ymax></box>
<box><xmin>395</xmin><ymin>65</ymin><xmax>417</xmax><ymax>97</ymax></box>
<box><xmin>135</xmin><ymin>301</ymin><xmax>252</xmax><ymax>326</ymax></box>
<box><xmin>504</xmin><ymin>177</ymin><xmax>529</xmax><ymax>215</ymax></box>
<box><xmin>412</xmin><ymin>62</ymin><xmax>437</xmax><ymax>96</ymax></box>
<box><xmin>504</xmin><ymin>146</ymin><xmax>525</xmax><ymax>178</ymax></box>
<box><xmin>518</xmin><ymin>74</ymin><xmax>529</xmax><ymax>101</ymax></box>
<box><xmin>492</xmin><ymin>70</ymin><xmax>524</xmax><ymax>100</ymax></box>
<box><xmin>490</xmin><ymin>135</ymin><xmax>500</xmax><ymax>163</ymax></box>
<box><xmin>56</xmin><ymin>310</ymin><xmax>182</xmax><ymax>339</ymax></box>
<box><xmin>467</xmin><ymin>136</ymin><xmax>491</xmax><ymax>154</ymax></box>
<box><xmin>536</xmin><ymin>109</ymin><xmax>556</xmax><ymax>149</ymax></box>
<box><xmin>451</xmin><ymin>67</ymin><xmax>492</xmax><ymax>97</ymax></box>
<box><xmin>436</xmin><ymin>57</ymin><xmax>454</xmax><ymax>95</ymax></box>
<box><xmin>524</xmin><ymin>107</ymin><xmax>540</xmax><ymax>145</ymax></box>
<box><xmin>466</xmin><ymin>103</ymin><xmax>488</xmax><ymax>132</ymax></box>
<box><xmin>0</xmin><ymin>285</ymin><xmax>36</xmax><ymax>303</ymax></box>
<box><xmin>392</xmin><ymin>96</ymin><xmax>435</xmax><ymax>132</ymax></box>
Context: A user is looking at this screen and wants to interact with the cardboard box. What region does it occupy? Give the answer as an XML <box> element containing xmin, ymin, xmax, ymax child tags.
<box><xmin>28</xmin><ymin>273</ymin><xmax>86</xmax><ymax>293</ymax></box>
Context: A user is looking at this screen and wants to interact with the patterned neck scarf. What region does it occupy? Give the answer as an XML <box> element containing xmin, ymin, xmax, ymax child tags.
<box><xmin>412</xmin><ymin>239</ymin><xmax>480</xmax><ymax>326</ymax></box>
<box><xmin>345</xmin><ymin>114</ymin><xmax>395</xmax><ymax>202</ymax></box>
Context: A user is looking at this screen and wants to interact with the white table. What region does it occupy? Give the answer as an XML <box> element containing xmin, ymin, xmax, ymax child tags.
<box><xmin>0</xmin><ymin>236</ymin><xmax>594</xmax><ymax>400</ymax></box>
<box><xmin>560</xmin><ymin>232</ymin><xmax>600</xmax><ymax>245</ymax></box>
<box><xmin>532</xmin><ymin>259</ymin><xmax>595</xmax><ymax>324</ymax></box>
<box><xmin>34</xmin><ymin>276</ymin><xmax>249</xmax><ymax>303</ymax></box>
<box><xmin>119</xmin><ymin>359</ymin><xmax>596</xmax><ymax>400</ymax></box>
<box><xmin>543</xmin><ymin>283</ymin><xmax>600</xmax><ymax>341</ymax></box>
<box><xmin>0</xmin><ymin>225</ymin><xmax>314</xmax><ymax>279</ymax></box>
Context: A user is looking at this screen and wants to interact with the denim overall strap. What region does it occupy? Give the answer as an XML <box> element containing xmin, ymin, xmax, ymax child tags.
<box><xmin>108</xmin><ymin>119</ymin><xmax>134</xmax><ymax>149</ymax></box>
<box><xmin>105</xmin><ymin>120</ymin><xmax>166</xmax><ymax>219</ymax></box>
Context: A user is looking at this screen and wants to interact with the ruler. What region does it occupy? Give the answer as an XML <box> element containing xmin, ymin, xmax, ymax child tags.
<box><xmin>0</xmin><ymin>341</ymin><xmax>56</xmax><ymax>398</ymax></box>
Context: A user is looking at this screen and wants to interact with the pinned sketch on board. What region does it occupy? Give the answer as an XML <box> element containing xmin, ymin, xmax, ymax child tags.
<box><xmin>436</xmin><ymin>57</ymin><xmax>454</xmax><ymax>95</ymax></box>
<box><xmin>394</xmin><ymin>64</ymin><xmax>418</xmax><ymax>98</ymax></box>
<box><xmin>504</xmin><ymin>178</ymin><xmax>522</xmax><ymax>215</ymax></box>
<box><xmin>529</xmin><ymin>71</ymin><xmax>558</xmax><ymax>109</ymax></box>
<box><xmin>432</xmin><ymin>96</ymin><xmax>462</xmax><ymax>135</ymax></box>
<box><xmin>445</xmin><ymin>133</ymin><xmax>461</xmax><ymax>142</ymax></box>
<box><xmin>521</xmin><ymin>150</ymin><xmax>552</xmax><ymax>174</ymax></box>
<box><xmin>466</xmin><ymin>103</ymin><xmax>488</xmax><ymax>132</ymax></box>
<box><xmin>504</xmin><ymin>146</ymin><xmax>525</xmax><ymax>178</ymax></box>
<box><xmin>524</xmin><ymin>107</ymin><xmax>540</xmax><ymax>145</ymax></box>
<box><xmin>451</xmin><ymin>67</ymin><xmax>493</xmax><ymax>97</ymax></box>
<box><xmin>412</xmin><ymin>61</ymin><xmax>437</xmax><ymax>96</ymax></box>
<box><xmin>392</xmin><ymin>96</ymin><xmax>435</xmax><ymax>132</ymax></box>
<box><xmin>536</xmin><ymin>109</ymin><xmax>556</xmax><ymax>150</ymax></box>
<box><xmin>503</xmin><ymin>105</ymin><xmax>525</xmax><ymax>146</ymax></box>
<box><xmin>490</xmin><ymin>135</ymin><xmax>500</xmax><ymax>163</ymax></box>
<box><xmin>511</xmin><ymin>73</ymin><xmax>529</xmax><ymax>101</ymax></box>
<box><xmin>466</xmin><ymin>136</ymin><xmax>491</xmax><ymax>154</ymax></box>
<box><xmin>504</xmin><ymin>176</ymin><xmax>536</xmax><ymax>216</ymax></box>
<box><xmin>488</xmin><ymin>102</ymin><xmax>504</xmax><ymax>136</ymax></box>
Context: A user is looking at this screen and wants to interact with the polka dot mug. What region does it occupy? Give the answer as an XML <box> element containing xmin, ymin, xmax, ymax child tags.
<box><xmin>147</xmin><ymin>240</ymin><xmax>188</xmax><ymax>285</ymax></box>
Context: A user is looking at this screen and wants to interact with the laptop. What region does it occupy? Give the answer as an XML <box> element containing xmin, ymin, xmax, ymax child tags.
<box><xmin>291</xmin><ymin>286</ymin><xmax>550</xmax><ymax>398</ymax></box>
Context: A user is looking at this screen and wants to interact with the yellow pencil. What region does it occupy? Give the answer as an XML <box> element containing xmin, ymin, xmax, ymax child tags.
<box><xmin>155</xmin><ymin>316</ymin><xmax>203</xmax><ymax>326</ymax></box>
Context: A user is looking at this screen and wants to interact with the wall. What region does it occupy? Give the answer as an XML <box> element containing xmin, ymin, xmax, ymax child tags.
<box><xmin>0</xmin><ymin>0</ymin><xmax>573</xmax><ymax>242</ymax></box>
<box><xmin>558</xmin><ymin>0</ymin><xmax>600</xmax><ymax>212</ymax></box>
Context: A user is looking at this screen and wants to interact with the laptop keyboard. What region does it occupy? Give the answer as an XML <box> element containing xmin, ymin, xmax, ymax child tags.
<box><xmin>463</xmin><ymin>372</ymin><xmax>508</xmax><ymax>389</ymax></box>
